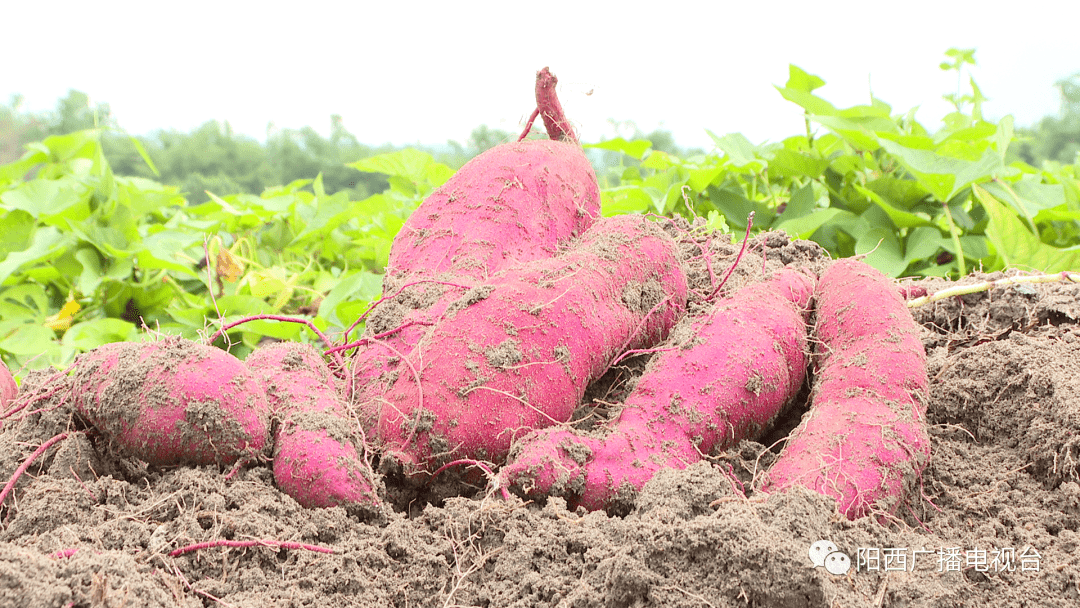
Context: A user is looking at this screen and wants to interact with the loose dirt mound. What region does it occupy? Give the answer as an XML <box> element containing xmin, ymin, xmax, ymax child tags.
<box><xmin>2</xmin><ymin>251</ymin><xmax>1079</xmax><ymax>607</ymax></box>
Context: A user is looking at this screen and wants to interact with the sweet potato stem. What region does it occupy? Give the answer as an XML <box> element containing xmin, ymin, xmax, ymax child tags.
<box><xmin>168</xmin><ymin>539</ymin><xmax>336</xmax><ymax>558</ymax></box>
<box><xmin>205</xmin><ymin>315</ymin><xmax>342</xmax><ymax>369</ymax></box>
<box><xmin>518</xmin><ymin>108</ymin><xmax>540</xmax><ymax>142</ymax></box>
<box><xmin>0</xmin><ymin>432</ymin><xmax>73</xmax><ymax>509</ymax></box>
<box><xmin>534</xmin><ymin>67</ymin><xmax>578</xmax><ymax>144</ymax></box>
<box><xmin>328</xmin><ymin>320</ymin><xmax>434</xmax><ymax>356</ymax></box>
<box><xmin>705</xmin><ymin>212</ymin><xmax>754</xmax><ymax>301</ymax></box>
<box><xmin>907</xmin><ymin>270</ymin><xmax>1080</xmax><ymax>308</ymax></box>
<box><xmin>0</xmin><ymin>374</ymin><xmax>65</xmax><ymax>423</ymax></box>
<box><xmin>342</xmin><ymin>279</ymin><xmax>472</xmax><ymax>343</ymax></box>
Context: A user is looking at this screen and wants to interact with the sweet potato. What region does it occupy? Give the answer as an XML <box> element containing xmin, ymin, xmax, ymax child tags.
<box><xmin>383</xmin><ymin>67</ymin><xmax>596</xmax><ymax>287</ymax></box>
<box><xmin>246</xmin><ymin>342</ymin><xmax>379</xmax><ymax>510</ymax></box>
<box><xmin>69</xmin><ymin>338</ymin><xmax>271</xmax><ymax>467</ymax></box>
<box><xmin>761</xmin><ymin>258</ymin><xmax>930</xmax><ymax>519</ymax></box>
<box><xmin>500</xmin><ymin>268</ymin><xmax>815</xmax><ymax>511</ymax></box>
<box><xmin>0</xmin><ymin>360</ymin><xmax>15</xmax><ymax>410</ymax></box>
<box><xmin>376</xmin><ymin>214</ymin><xmax>689</xmax><ymax>476</ymax></box>
<box><xmin>351</xmin><ymin>67</ymin><xmax>601</xmax><ymax>422</ymax></box>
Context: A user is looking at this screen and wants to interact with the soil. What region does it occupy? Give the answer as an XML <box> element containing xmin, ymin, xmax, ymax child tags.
<box><xmin>2</xmin><ymin>236</ymin><xmax>1080</xmax><ymax>607</ymax></box>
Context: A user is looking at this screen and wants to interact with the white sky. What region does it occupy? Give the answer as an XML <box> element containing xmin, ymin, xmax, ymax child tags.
<box><xmin>4</xmin><ymin>1</ymin><xmax>1078</xmax><ymax>150</ymax></box>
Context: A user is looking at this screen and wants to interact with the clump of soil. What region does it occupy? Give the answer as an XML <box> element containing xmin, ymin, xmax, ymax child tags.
<box><xmin>2</xmin><ymin>254</ymin><xmax>1080</xmax><ymax>607</ymax></box>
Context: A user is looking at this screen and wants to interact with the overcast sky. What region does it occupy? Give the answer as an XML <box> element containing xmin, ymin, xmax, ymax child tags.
<box><xmin>5</xmin><ymin>1</ymin><xmax>1078</xmax><ymax>150</ymax></box>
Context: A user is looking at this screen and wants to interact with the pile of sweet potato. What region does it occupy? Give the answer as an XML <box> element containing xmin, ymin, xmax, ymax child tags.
<box><xmin>0</xmin><ymin>68</ymin><xmax>929</xmax><ymax>522</ymax></box>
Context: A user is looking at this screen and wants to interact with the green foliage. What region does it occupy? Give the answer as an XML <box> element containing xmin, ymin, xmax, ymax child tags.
<box><xmin>0</xmin><ymin>93</ymin><xmax>469</xmax><ymax>207</ymax></box>
<box><xmin>0</xmin><ymin>130</ymin><xmax>444</xmax><ymax>371</ymax></box>
<box><xmin>593</xmin><ymin>51</ymin><xmax>1080</xmax><ymax>279</ymax></box>
<box><xmin>104</xmin><ymin>118</ymin><xmax>396</xmax><ymax>204</ymax></box>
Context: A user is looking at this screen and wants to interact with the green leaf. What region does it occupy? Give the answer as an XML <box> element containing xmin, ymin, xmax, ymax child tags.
<box><xmin>0</xmin><ymin>227</ymin><xmax>68</xmax><ymax>286</ymax></box>
<box><xmin>938</xmin><ymin>122</ymin><xmax>997</xmax><ymax>145</ymax></box>
<box><xmin>775</xmin><ymin>208</ymin><xmax>848</xmax><ymax>239</ymax></box>
<box><xmin>0</xmin><ymin>320</ymin><xmax>57</xmax><ymax>355</ymax></box>
<box><xmin>707</xmin><ymin>185</ymin><xmax>758</xmax><ymax>228</ymax></box>
<box><xmin>0</xmin><ymin>284</ymin><xmax>51</xmax><ymax>321</ymax></box>
<box><xmin>640</xmin><ymin>150</ymin><xmax>681</xmax><ymax>171</ymax></box>
<box><xmin>878</xmin><ymin>140</ymin><xmax>1006</xmax><ymax>201</ymax></box>
<box><xmin>768</xmin><ymin>148</ymin><xmax>829</xmax><ymax>179</ymax></box>
<box><xmin>855</xmin><ymin>228</ymin><xmax>906</xmax><ymax>277</ymax></box>
<box><xmin>601</xmin><ymin>186</ymin><xmax>653</xmax><ymax>216</ymax></box>
<box><xmin>686</xmin><ymin>164</ymin><xmax>725</xmax><ymax>192</ymax></box>
<box><xmin>126</xmin><ymin>133</ymin><xmax>160</xmax><ymax>176</ymax></box>
<box><xmin>584</xmin><ymin>138</ymin><xmax>652</xmax><ymax>160</ymax></box>
<box><xmin>984</xmin><ymin>179</ymin><xmax>1065</xmax><ymax>216</ymax></box>
<box><xmin>115</xmin><ymin>177</ymin><xmax>184</xmax><ymax>217</ymax></box>
<box><xmin>903</xmin><ymin>227</ymin><xmax>945</xmax><ymax>263</ymax></box>
<box><xmin>974</xmin><ymin>184</ymin><xmax>1080</xmax><ymax>272</ymax></box>
<box><xmin>136</xmin><ymin>231</ymin><xmax>201</xmax><ymax>278</ymax></box>
<box><xmin>62</xmin><ymin>318</ymin><xmax>138</xmax><ymax>351</ymax></box>
<box><xmin>74</xmin><ymin>248</ymin><xmax>103</xmax><ymax>295</ymax></box>
<box><xmin>865</xmin><ymin>177</ymin><xmax>930</xmax><ymax>210</ymax></box>
<box><xmin>248</xmin><ymin>268</ymin><xmax>289</xmax><ymax>299</ymax></box>
<box><xmin>0</xmin><ymin>178</ymin><xmax>88</xmax><ymax>219</ymax></box>
<box><xmin>706</xmin><ymin>132</ymin><xmax>767</xmax><ymax>170</ymax></box>
<box><xmin>348</xmin><ymin>149</ymin><xmax>451</xmax><ymax>192</ymax></box>
<box><xmin>777</xmin><ymin>184</ymin><xmax>817</xmax><ymax>220</ymax></box>
<box><xmin>318</xmin><ymin>271</ymin><xmax>383</xmax><ymax>327</ymax></box>
<box><xmin>853</xmin><ymin>184</ymin><xmax>933</xmax><ymax>228</ymax></box>
<box><xmin>244</xmin><ymin>318</ymin><xmax>304</xmax><ymax>342</ymax></box>
<box><xmin>786</xmin><ymin>65</ymin><xmax>826</xmax><ymax>93</ymax></box>
<box><xmin>0</xmin><ymin>210</ymin><xmax>35</xmax><ymax>255</ymax></box>
<box><xmin>775</xmin><ymin>86</ymin><xmax>838</xmax><ymax>117</ymax></box>
<box><xmin>291</xmin><ymin>188</ymin><xmax>352</xmax><ymax>245</ymax></box>
<box><xmin>811</xmin><ymin>115</ymin><xmax>883</xmax><ymax>150</ymax></box>
<box><xmin>213</xmin><ymin>295</ymin><xmax>273</xmax><ymax>319</ymax></box>
<box><xmin>1034</xmin><ymin>204</ymin><xmax>1080</xmax><ymax>224</ymax></box>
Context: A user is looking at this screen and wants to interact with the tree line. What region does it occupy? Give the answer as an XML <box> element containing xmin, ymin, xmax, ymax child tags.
<box><xmin>2</xmin><ymin>76</ymin><xmax>1076</xmax><ymax>200</ymax></box>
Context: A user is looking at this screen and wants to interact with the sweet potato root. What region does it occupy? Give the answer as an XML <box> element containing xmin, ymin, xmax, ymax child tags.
<box><xmin>761</xmin><ymin>258</ymin><xmax>930</xmax><ymax>519</ymax></box>
<box><xmin>70</xmin><ymin>338</ymin><xmax>271</xmax><ymax>467</ymax></box>
<box><xmin>247</xmin><ymin>342</ymin><xmax>380</xmax><ymax>510</ymax></box>
<box><xmin>500</xmin><ymin>268</ymin><xmax>815</xmax><ymax>511</ymax></box>
<box><xmin>376</xmin><ymin>215</ymin><xmax>689</xmax><ymax>476</ymax></box>
<box><xmin>0</xmin><ymin>360</ymin><xmax>16</xmax><ymax>410</ymax></box>
<box><xmin>351</xmin><ymin>67</ymin><xmax>601</xmax><ymax>424</ymax></box>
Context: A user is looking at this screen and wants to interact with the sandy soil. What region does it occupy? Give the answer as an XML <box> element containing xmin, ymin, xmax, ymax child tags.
<box><xmin>2</xmin><ymin>241</ymin><xmax>1079</xmax><ymax>607</ymax></box>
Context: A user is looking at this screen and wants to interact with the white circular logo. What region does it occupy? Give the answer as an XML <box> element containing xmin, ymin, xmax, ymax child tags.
<box><xmin>808</xmin><ymin>540</ymin><xmax>838</xmax><ymax>567</ymax></box>
<box><xmin>824</xmin><ymin>551</ymin><xmax>851</xmax><ymax>575</ymax></box>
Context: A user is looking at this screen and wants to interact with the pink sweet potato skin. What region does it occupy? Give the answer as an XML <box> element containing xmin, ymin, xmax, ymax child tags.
<box><xmin>376</xmin><ymin>215</ymin><xmax>688</xmax><ymax>475</ymax></box>
<box><xmin>501</xmin><ymin>268</ymin><xmax>815</xmax><ymax>511</ymax></box>
<box><xmin>0</xmin><ymin>360</ymin><xmax>16</xmax><ymax>409</ymax></box>
<box><xmin>247</xmin><ymin>343</ymin><xmax>379</xmax><ymax>510</ymax></box>
<box><xmin>71</xmin><ymin>338</ymin><xmax>271</xmax><ymax>467</ymax></box>
<box><xmin>384</xmin><ymin>138</ymin><xmax>600</xmax><ymax>287</ymax></box>
<box><xmin>761</xmin><ymin>258</ymin><xmax>930</xmax><ymax>519</ymax></box>
<box><xmin>351</xmin><ymin>137</ymin><xmax>602</xmax><ymax>421</ymax></box>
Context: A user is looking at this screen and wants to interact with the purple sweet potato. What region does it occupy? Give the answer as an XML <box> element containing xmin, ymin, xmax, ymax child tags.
<box><xmin>247</xmin><ymin>342</ymin><xmax>379</xmax><ymax>510</ymax></box>
<box><xmin>761</xmin><ymin>258</ymin><xmax>930</xmax><ymax>519</ymax></box>
<box><xmin>69</xmin><ymin>337</ymin><xmax>271</xmax><ymax>467</ymax></box>
<box><xmin>0</xmin><ymin>360</ymin><xmax>15</xmax><ymax>410</ymax></box>
<box><xmin>375</xmin><ymin>214</ymin><xmax>689</xmax><ymax>476</ymax></box>
<box><xmin>350</xmin><ymin>68</ymin><xmax>601</xmax><ymax>423</ymax></box>
<box><xmin>500</xmin><ymin>268</ymin><xmax>815</xmax><ymax>511</ymax></box>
